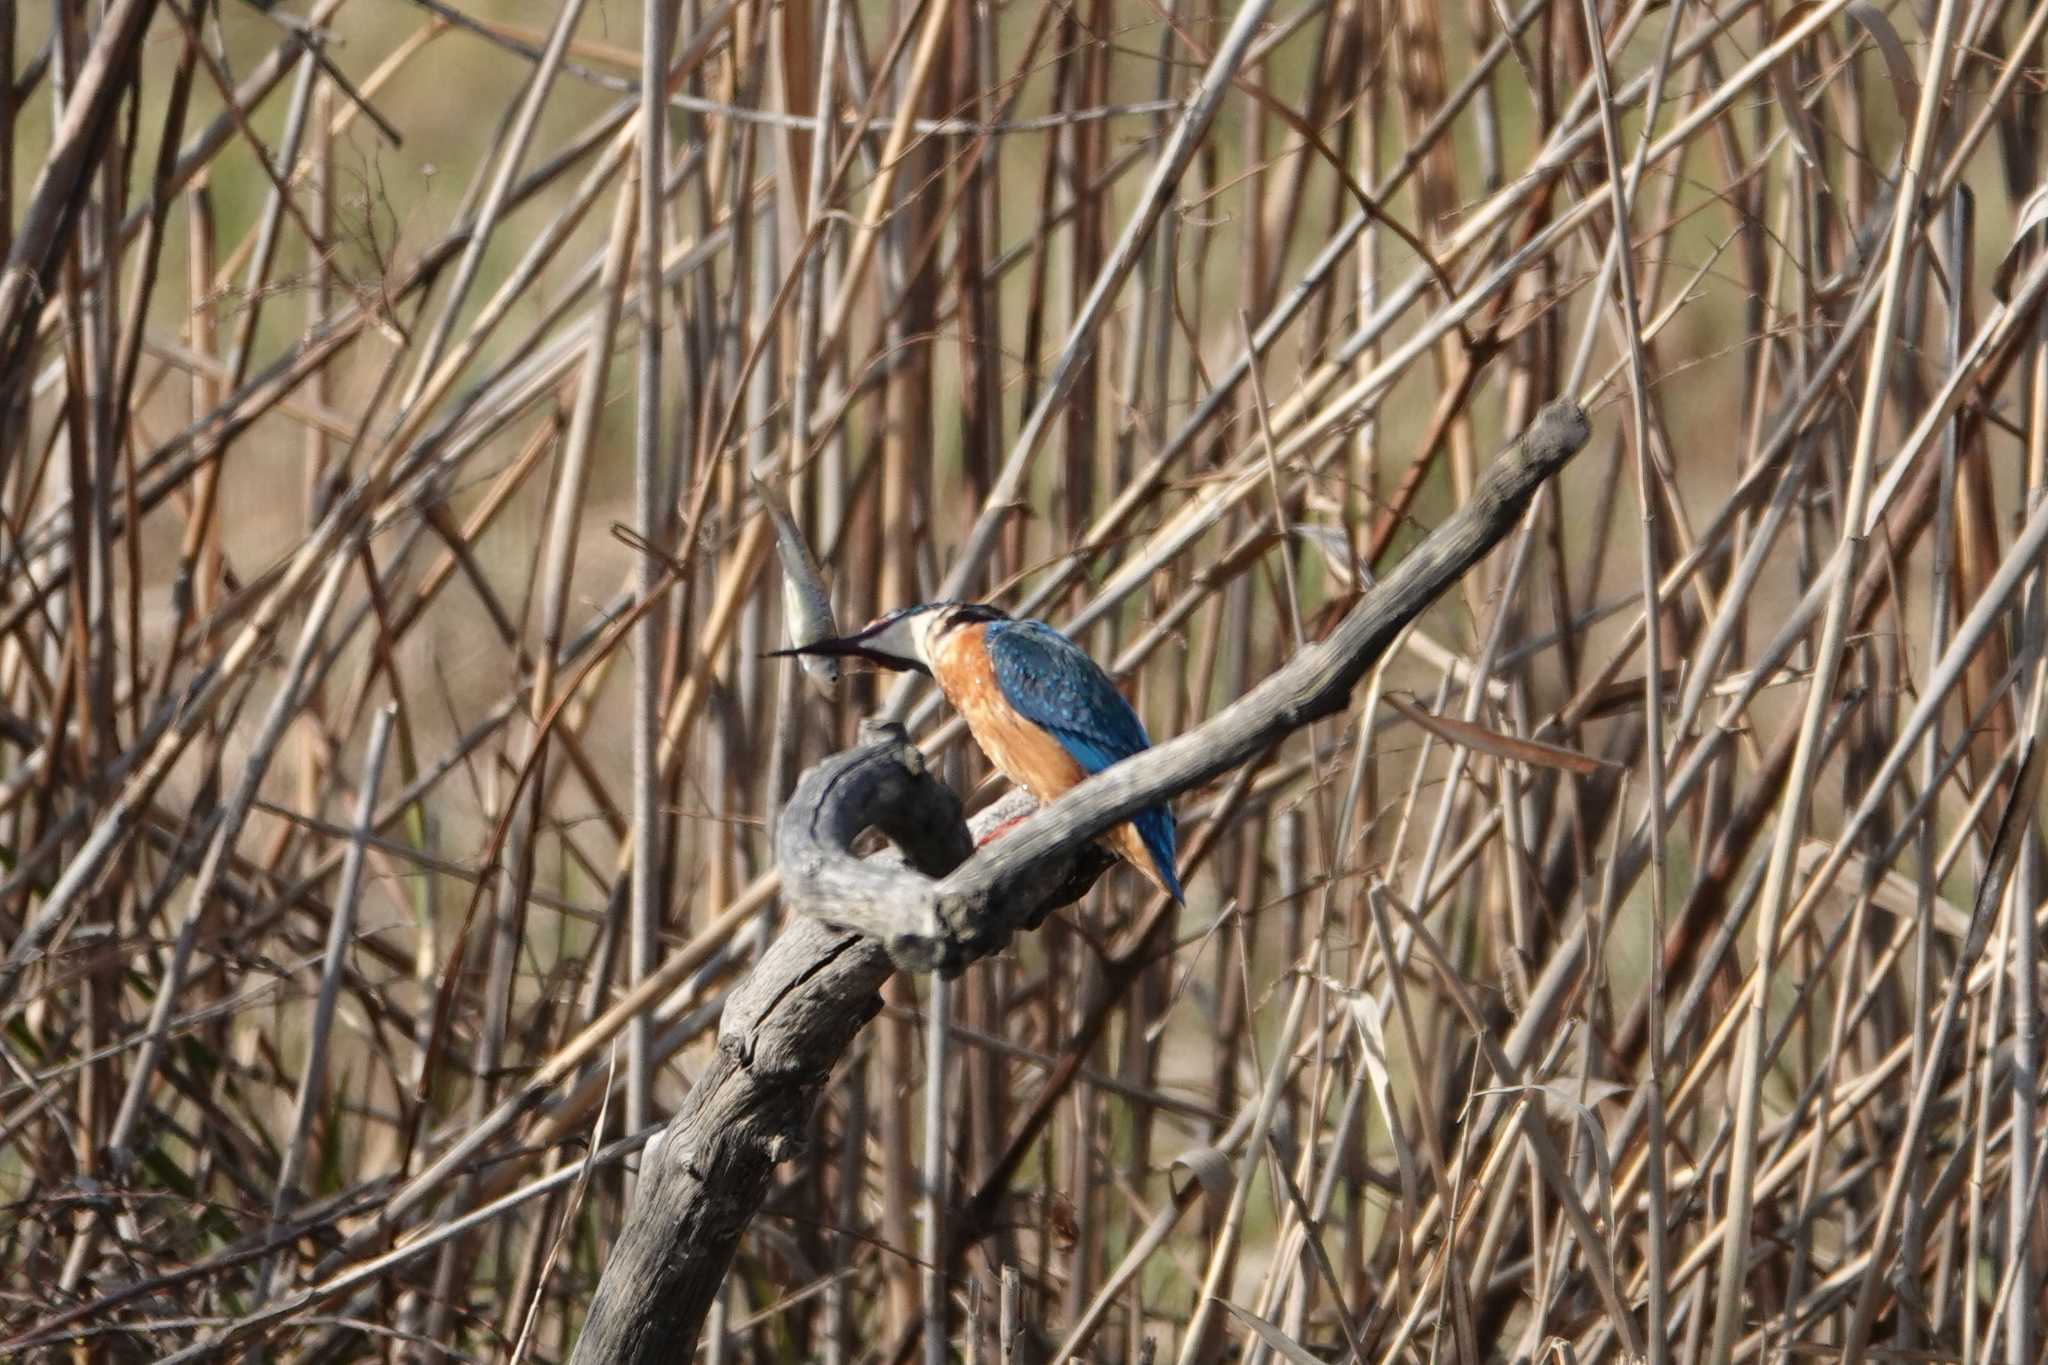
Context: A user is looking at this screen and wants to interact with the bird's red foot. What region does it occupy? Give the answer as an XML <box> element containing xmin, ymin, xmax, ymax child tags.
<box><xmin>976</xmin><ymin>812</ymin><xmax>1029</xmax><ymax>847</ymax></box>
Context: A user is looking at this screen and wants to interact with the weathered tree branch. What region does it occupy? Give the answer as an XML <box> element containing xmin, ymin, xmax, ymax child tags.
<box><xmin>568</xmin><ymin>727</ymin><xmax>1110</xmax><ymax>1363</ymax></box>
<box><xmin>569</xmin><ymin>398</ymin><xmax>1589</xmax><ymax>1364</ymax></box>
<box><xmin>775</xmin><ymin>726</ymin><xmax>1115</xmax><ymax>969</ymax></box>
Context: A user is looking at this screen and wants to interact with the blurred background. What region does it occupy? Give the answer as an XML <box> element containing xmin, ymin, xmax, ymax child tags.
<box><xmin>2</xmin><ymin>0</ymin><xmax>2046</xmax><ymax>1358</ymax></box>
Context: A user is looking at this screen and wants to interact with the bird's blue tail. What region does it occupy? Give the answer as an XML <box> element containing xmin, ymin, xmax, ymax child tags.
<box><xmin>1133</xmin><ymin>806</ymin><xmax>1184</xmax><ymax>903</ymax></box>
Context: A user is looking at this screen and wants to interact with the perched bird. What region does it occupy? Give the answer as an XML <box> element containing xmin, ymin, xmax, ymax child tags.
<box><xmin>777</xmin><ymin>602</ymin><xmax>1183</xmax><ymax>902</ymax></box>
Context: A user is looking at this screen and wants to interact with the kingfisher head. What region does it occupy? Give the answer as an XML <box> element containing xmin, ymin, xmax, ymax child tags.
<box><xmin>773</xmin><ymin>601</ymin><xmax>1009</xmax><ymax>676</ymax></box>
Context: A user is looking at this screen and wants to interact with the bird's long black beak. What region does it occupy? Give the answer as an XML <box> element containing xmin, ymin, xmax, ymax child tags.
<box><xmin>764</xmin><ymin>617</ymin><xmax>930</xmax><ymax>675</ymax></box>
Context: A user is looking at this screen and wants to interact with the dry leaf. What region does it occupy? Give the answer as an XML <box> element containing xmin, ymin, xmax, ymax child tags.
<box><xmin>1216</xmin><ymin>1299</ymin><xmax>1327</xmax><ymax>1365</ymax></box>
<box><xmin>1384</xmin><ymin>693</ymin><xmax>1612</xmax><ymax>776</ymax></box>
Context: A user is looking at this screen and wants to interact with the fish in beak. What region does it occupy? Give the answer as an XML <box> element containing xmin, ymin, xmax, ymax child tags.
<box><xmin>751</xmin><ymin>474</ymin><xmax>842</xmax><ymax>697</ymax></box>
<box><xmin>766</xmin><ymin>603</ymin><xmax>937</xmax><ymax>675</ymax></box>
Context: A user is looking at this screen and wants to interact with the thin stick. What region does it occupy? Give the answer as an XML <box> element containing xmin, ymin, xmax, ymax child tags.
<box><xmin>630</xmin><ymin>0</ymin><xmax>677</xmax><ymax>1152</ymax></box>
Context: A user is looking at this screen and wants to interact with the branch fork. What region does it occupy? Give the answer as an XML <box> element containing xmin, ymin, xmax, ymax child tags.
<box><xmin>773</xmin><ymin>718</ymin><xmax>1113</xmax><ymax>974</ymax></box>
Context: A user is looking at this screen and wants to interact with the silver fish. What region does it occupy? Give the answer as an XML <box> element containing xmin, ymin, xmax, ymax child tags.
<box><xmin>752</xmin><ymin>474</ymin><xmax>841</xmax><ymax>696</ymax></box>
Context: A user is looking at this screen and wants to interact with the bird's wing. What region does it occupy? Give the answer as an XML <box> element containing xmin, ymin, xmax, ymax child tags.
<box><xmin>985</xmin><ymin>620</ymin><xmax>1182</xmax><ymax>900</ymax></box>
<box><xmin>983</xmin><ymin>621</ymin><xmax>1150</xmax><ymax>773</ymax></box>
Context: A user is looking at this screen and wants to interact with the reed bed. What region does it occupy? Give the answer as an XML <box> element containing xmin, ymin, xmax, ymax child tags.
<box><xmin>0</xmin><ymin>0</ymin><xmax>2045</xmax><ymax>1360</ymax></box>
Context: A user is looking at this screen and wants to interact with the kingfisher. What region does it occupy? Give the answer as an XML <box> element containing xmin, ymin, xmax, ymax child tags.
<box><xmin>777</xmin><ymin>602</ymin><xmax>1184</xmax><ymax>903</ymax></box>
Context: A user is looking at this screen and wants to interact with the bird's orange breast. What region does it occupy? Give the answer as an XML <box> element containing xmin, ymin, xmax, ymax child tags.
<box><xmin>931</xmin><ymin>624</ymin><xmax>1086</xmax><ymax>801</ymax></box>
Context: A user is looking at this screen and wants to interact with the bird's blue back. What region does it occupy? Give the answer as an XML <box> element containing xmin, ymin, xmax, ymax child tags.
<box><xmin>983</xmin><ymin>619</ymin><xmax>1183</xmax><ymax>901</ymax></box>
